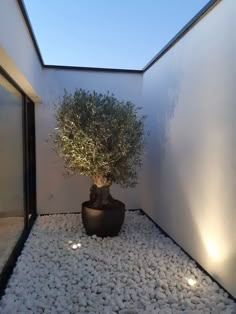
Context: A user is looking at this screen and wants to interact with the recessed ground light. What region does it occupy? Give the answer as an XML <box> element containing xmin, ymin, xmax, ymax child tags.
<box><xmin>186</xmin><ymin>277</ymin><xmax>197</xmax><ymax>286</ymax></box>
<box><xmin>71</xmin><ymin>244</ymin><xmax>78</xmax><ymax>250</ymax></box>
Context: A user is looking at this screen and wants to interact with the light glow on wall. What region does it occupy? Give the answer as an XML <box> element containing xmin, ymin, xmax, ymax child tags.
<box><xmin>171</xmin><ymin>113</ymin><xmax>234</xmax><ymax>270</ymax></box>
<box><xmin>204</xmin><ymin>238</ymin><xmax>219</xmax><ymax>260</ymax></box>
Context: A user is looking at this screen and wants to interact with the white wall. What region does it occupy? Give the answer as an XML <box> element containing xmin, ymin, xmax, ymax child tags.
<box><xmin>36</xmin><ymin>69</ymin><xmax>143</xmax><ymax>214</ymax></box>
<box><xmin>141</xmin><ymin>0</ymin><xmax>236</xmax><ymax>297</ymax></box>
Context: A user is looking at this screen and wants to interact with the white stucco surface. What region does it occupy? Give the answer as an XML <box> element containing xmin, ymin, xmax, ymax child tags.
<box><xmin>35</xmin><ymin>69</ymin><xmax>143</xmax><ymax>214</ymax></box>
<box><xmin>141</xmin><ymin>0</ymin><xmax>236</xmax><ymax>297</ymax></box>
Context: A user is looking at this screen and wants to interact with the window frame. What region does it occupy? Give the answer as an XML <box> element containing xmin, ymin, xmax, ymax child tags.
<box><xmin>0</xmin><ymin>67</ymin><xmax>37</xmax><ymax>296</ymax></box>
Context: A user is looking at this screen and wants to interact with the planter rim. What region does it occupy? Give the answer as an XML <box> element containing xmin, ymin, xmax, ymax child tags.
<box><xmin>82</xmin><ymin>200</ymin><xmax>125</xmax><ymax>211</ymax></box>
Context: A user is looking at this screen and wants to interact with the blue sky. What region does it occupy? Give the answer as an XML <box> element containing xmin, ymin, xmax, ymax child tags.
<box><xmin>24</xmin><ymin>0</ymin><xmax>209</xmax><ymax>69</ymax></box>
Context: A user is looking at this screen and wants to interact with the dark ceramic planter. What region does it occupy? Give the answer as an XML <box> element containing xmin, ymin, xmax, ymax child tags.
<box><xmin>82</xmin><ymin>201</ymin><xmax>125</xmax><ymax>237</ymax></box>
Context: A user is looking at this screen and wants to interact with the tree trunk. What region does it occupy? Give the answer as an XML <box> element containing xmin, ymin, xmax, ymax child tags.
<box><xmin>89</xmin><ymin>184</ymin><xmax>114</xmax><ymax>209</ymax></box>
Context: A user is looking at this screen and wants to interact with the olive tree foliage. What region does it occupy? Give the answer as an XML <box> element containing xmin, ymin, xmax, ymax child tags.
<box><xmin>52</xmin><ymin>89</ymin><xmax>146</xmax><ymax>188</ymax></box>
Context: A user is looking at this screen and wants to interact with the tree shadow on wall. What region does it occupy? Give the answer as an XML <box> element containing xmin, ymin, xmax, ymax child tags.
<box><xmin>142</xmin><ymin>65</ymin><xmax>185</xmax><ymax>208</ymax></box>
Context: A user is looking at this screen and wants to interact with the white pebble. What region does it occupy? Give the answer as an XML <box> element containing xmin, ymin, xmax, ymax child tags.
<box><xmin>0</xmin><ymin>212</ymin><xmax>234</xmax><ymax>313</ymax></box>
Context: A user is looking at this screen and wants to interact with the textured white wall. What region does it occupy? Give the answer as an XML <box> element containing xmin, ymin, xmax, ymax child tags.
<box><xmin>141</xmin><ymin>0</ymin><xmax>236</xmax><ymax>297</ymax></box>
<box><xmin>36</xmin><ymin>69</ymin><xmax>143</xmax><ymax>214</ymax></box>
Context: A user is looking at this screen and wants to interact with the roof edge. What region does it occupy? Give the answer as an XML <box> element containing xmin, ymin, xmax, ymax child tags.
<box><xmin>18</xmin><ymin>0</ymin><xmax>221</xmax><ymax>74</ymax></box>
<box><xmin>44</xmin><ymin>64</ymin><xmax>142</xmax><ymax>74</ymax></box>
<box><xmin>17</xmin><ymin>0</ymin><xmax>142</xmax><ymax>74</ymax></box>
<box><xmin>142</xmin><ymin>0</ymin><xmax>221</xmax><ymax>72</ymax></box>
<box><xmin>17</xmin><ymin>0</ymin><xmax>44</xmax><ymax>66</ymax></box>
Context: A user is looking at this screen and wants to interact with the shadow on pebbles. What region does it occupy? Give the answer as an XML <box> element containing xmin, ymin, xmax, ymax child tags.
<box><xmin>0</xmin><ymin>211</ymin><xmax>235</xmax><ymax>314</ymax></box>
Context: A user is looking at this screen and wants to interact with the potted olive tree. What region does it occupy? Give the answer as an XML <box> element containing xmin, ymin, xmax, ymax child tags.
<box><xmin>52</xmin><ymin>89</ymin><xmax>145</xmax><ymax>237</ymax></box>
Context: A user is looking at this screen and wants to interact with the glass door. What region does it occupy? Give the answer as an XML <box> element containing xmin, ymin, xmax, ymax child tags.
<box><xmin>0</xmin><ymin>73</ymin><xmax>25</xmax><ymax>273</ymax></box>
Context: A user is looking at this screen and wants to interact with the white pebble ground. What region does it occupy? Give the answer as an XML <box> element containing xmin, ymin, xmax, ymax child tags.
<box><xmin>0</xmin><ymin>211</ymin><xmax>235</xmax><ymax>314</ymax></box>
